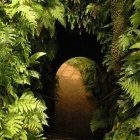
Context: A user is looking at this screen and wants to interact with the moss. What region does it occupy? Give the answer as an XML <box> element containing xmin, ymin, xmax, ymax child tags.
<box><xmin>67</xmin><ymin>57</ymin><xmax>98</xmax><ymax>91</ymax></box>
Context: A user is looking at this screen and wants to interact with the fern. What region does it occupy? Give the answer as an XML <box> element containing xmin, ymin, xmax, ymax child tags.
<box><xmin>0</xmin><ymin>92</ymin><xmax>48</xmax><ymax>139</ymax></box>
<box><xmin>104</xmin><ymin>1</ymin><xmax>140</xmax><ymax>138</ymax></box>
<box><xmin>5</xmin><ymin>92</ymin><xmax>48</xmax><ymax>139</ymax></box>
<box><xmin>103</xmin><ymin>50</ymin><xmax>112</xmax><ymax>72</ymax></box>
<box><xmin>29</xmin><ymin>52</ymin><xmax>46</xmax><ymax>65</ymax></box>
<box><xmin>104</xmin><ymin>115</ymin><xmax>140</xmax><ymax>140</ymax></box>
<box><xmin>119</xmin><ymin>39</ymin><xmax>140</xmax><ymax>105</ymax></box>
<box><xmin>6</xmin><ymin>5</ymin><xmax>38</xmax><ymax>36</ymax></box>
<box><xmin>42</xmin><ymin>10</ymin><xmax>55</xmax><ymax>37</ymax></box>
<box><xmin>10</xmin><ymin>0</ymin><xmax>32</xmax><ymax>7</ymax></box>
<box><xmin>118</xmin><ymin>5</ymin><xmax>140</xmax><ymax>106</ymax></box>
<box><xmin>133</xmin><ymin>0</ymin><xmax>140</xmax><ymax>9</ymax></box>
<box><xmin>90</xmin><ymin>109</ymin><xmax>108</xmax><ymax>133</ymax></box>
<box><xmin>48</xmin><ymin>1</ymin><xmax>66</xmax><ymax>27</ymax></box>
<box><xmin>118</xmin><ymin>34</ymin><xmax>135</xmax><ymax>51</ymax></box>
<box><xmin>119</xmin><ymin>78</ymin><xmax>140</xmax><ymax>105</ymax></box>
<box><xmin>131</xmin><ymin>12</ymin><xmax>140</xmax><ymax>28</ymax></box>
<box><xmin>17</xmin><ymin>5</ymin><xmax>38</xmax><ymax>28</ymax></box>
<box><xmin>0</xmin><ymin>26</ymin><xmax>17</xmax><ymax>46</ymax></box>
<box><xmin>130</xmin><ymin>42</ymin><xmax>140</xmax><ymax>49</ymax></box>
<box><xmin>131</xmin><ymin>0</ymin><xmax>140</xmax><ymax>28</ymax></box>
<box><xmin>0</xmin><ymin>0</ymin><xmax>66</xmax><ymax>139</ymax></box>
<box><xmin>1</xmin><ymin>114</ymin><xmax>24</xmax><ymax>138</ymax></box>
<box><xmin>5</xmin><ymin>0</ymin><xmax>65</xmax><ymax>37</ymax></box>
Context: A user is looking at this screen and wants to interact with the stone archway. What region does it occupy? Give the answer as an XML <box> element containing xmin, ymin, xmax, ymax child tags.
<box><xmin>45</xmin><ymin>24</ymin><xmax>102</xmax><ymax>133</ymax></box>
<box><xmin>55</xmin><ymin>58</ymin><xmax>97</xmax><ymax>138</ymax></box>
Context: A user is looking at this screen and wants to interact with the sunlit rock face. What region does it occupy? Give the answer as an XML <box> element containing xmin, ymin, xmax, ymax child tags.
<box><xmin>55</xmin><ymin>62</ymin><xmax>96</xmax><ymax>137</ymax></box>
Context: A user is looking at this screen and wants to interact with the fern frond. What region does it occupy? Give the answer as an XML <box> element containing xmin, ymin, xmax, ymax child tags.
<box><xmin>29</xmin><ymin>52</ymin><xmax>46</xmax><ymax>65</ymax></box>
<box><xmin>8</xmin><ymin>91</ymin><xmax>48</xmax><ymax>135</ymax></box>
<box><xmin>17</xmin><ymin>5</ymin><xmax>38</xmax><ymax>34</ymax></box>
<box><xmin>130</xmin><ymin>42</ymin><xmax>140</xmax><ymax>49</ymax></box>
<box><xmin>9</xmin><ymin>91</ymin><xmax>44</xmax><ymax>113</ymax></box>
<box><xmin>6</xmin><ymin>4</ymin><xmax>38</xmax><ymax>36</ymax></box>
<box><xmin>118</xmin><ymin>34</ymin><xmax>135</xmax><ymax>51</ymax></box>
<box><xmin>104</xmin><ymin>115</ymin><xmax>140</xmax><ymax>140</ymax></box>
<box><xmin>102</xmin><ymin>50</ymin><xmax>112</xmax><ymax>72</ymax></box>
<box><xmin>7</xmin><ymin>84</ymin><xmax>18</xmax><ymax>99</ymax></box>
<box><xmin>0</xmin><ymin>112</ymin><xmax>24</xmax><ymax>139</ymax></box>
<box><xmin>90</xmin><ymin>109</ymin><xmax>107</xmax><ymax>133</ymax></box>
<box><xmin>0</xmin><ymin>91</ymin><xmax>48</xmax><ymax>139</ymax></box>
<box><xmin>24</xmin><ymin>113</ymin><xmax>43</xmax><ymax>134</ymax></box>
<box><xmin>130</xmin><ymin>12</ymin><xmax>140</xmax><ymax>28</ymax></box>
<box><xmin>0</xmin><ymin>0</ymin><xmax>50</xmax><ymax>139</ymax></box>
<box><xmin>10</xmin><ymin>0</ymin><xmax>32</xmax><ymax>7</ymax></box>
<box><xmin>119</xmin><ymin>35</ymin><xmax>140</xmax><ymax>105</ymax></box>
<box><xmin>112</xmin><ymin>115</ymin><xmax>140</xmax><ymax>140</ymax></box>
<box><xmin>119</xmin><ymin>78</ymin><xmax>140</xmax><ymax>105</ymax></box>
<box><xmin>41</xmin><ymin>9</ymin><xmax>55</xmax><ymax>37</ymax></box>
<box><xmin>28</xmin><ymin>133</ymin><xmax>46</xmax><ymax>140</ymax></box>
<box><xmin>48</xmin><ymin>1</ymin><xmax>66</xmax><ymax>27</ymax></box>
<box><xmin>29</xmin><ymin>70</ymin><xmax>40</xmax><ymax>79</ymax></box>
<box><xmin>133</xmin><ymin>0</ymin><xmax>140</xmax><ymax>9</ymax></box>
<box><xmin>0</xmin><ymin>25</ymin><xmax>17</xmax><ymax>46</ymax></box>
<box><xmin>17</xmin><ymin>5</ymin><xmax>38</xmax><ymax>23</ymax></box>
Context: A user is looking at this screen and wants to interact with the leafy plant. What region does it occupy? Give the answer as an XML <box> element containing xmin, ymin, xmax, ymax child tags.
<box><xmin>79</xmin><ymin>0</ymin><xmax>140</xmax><ymax>139</ymax></box>
<box><xmin>0</xmin><ymin>92</ymin><xmax>48</xmax><ymax>139</ymax></box>
<box><xmin>0</xmin><ymin>0</ymin><xmax>65</xmax><ymax>139</ymax></box>
<box><xmin>90</xmin><ymin>109</ymin><xmax>108</xmax><ymax>133</ymax></box>
<box><xmin>104</xmin><ymin>115</ymin><xmax>140</xmax><ymax>140</ymax></box>
<box><xmin>62</xmin><ymin>0</ymin><xmax>111</xmax><ymax>45</ymax></box>
<box><xmin>118</xmin><ymin>0</ymin><xmax>140</xmax><ymax>106</ymax></box>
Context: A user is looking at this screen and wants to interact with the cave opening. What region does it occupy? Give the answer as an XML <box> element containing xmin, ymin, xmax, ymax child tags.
<box><xmin>44</xmin><ymin>24</ymin><xmax>103</xmax><ymax>138</ymax></box>
<box><xmin>52</xmin><ymin>23</ymin><xmax>102</xmax><ymax>75</ymax></box>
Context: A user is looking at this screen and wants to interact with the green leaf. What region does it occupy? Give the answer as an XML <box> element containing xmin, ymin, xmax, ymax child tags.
<box><xmin>133</xmin><ymin>0</ymin><xmax>140</xmax><ymax>9</ymax></box>
<box><xmin>119</xmin><ymin>78</ymin><xmax>140</xmax><ymax>105</ymax></box>
<box><xmin>119</xmin><ymin>34</ymin><xmax>135</xmax><ymax>51</ymax></box>
<box><xmin>29</xmin><ymin>52</ymin><xmax>46</xmax><ymax>64</ymax></box>
<box><xmin>130</xmin><ymin>42</ymin><xmax>140</xmax><ymax>49</ymax></box>
<box><xmin>130</xmin><ymin>12</ymin><xmax>140</xmax><ymax>28</ymax></box>
<box><xmin>48</xmin><ymin>2</ymin><xmax>66</xmax><ymax>27</ymax></box>
<box><xmin>90</xmin><ymin>109</ymin><xmax>107</xmax><ymax>132</ymax></box>
<box><xmin>112</xmin><ymin>115</ymin><xmax>140</xmax><ymax>140</ymax></box>
<box><xmin>29</xmin><ymin>70</ymin><xmax>40</xmax><ymax>79</ymax></box>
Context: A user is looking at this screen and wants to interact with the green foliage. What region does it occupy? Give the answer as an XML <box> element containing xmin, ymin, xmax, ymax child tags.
<box><xmin>62</xmin><ymin>0</ymin><xmax>111</xmax><ymax>45</ymax></box>
<box><xmin>102</xmin><ymin>50</ymin><xmax>112</xmax><ymax>72</ymax></box>
<box><xmin>60</xmin><ymin>0</ymin><xmax>140</xmax><ymax>139</ymax></box>
<box><xmin>0</xmin><ymin>92</ymin><xmax>48</xmax><ymax>139</ymax></box>
<box><xmin>118</xmin><ymin>34</ymin><xmax>135</xmax><ymax>52</ymax></box>
<box><xmin>1</xmin><ymin>0</ymin><xmax>140</xmax><ymax>140</ymax></box>
<box><xmin>102</xmin><ymin>0</ymin><xmax>140</xmax><ymax>139</ymax></box>
<box><xmin>62</xmin><ymin>0</ymin><xmax>112</xmax><ymax>72</ymax></box>
<box><xmin>67</xmin><ymin>57</ymin><xmax>98</xmax><ymax>91</ymax></box>
<box><xmin>88</xmin><ymin>0</ymin><xmax>140</xmax><ymax>139</ymax></box>
<box><xmin>0</xmin><ymin>0</ymin><xmax>65</xmax><ymax>139</ymax></box>
<box><xmin>29</xmin><ymin>52</ymin><xmax>46</xmax><ymax>65</ymax></box>
<box><xmin>119</xmin><ymin>78</ymin><xmax>140</xmax><ymax>105</ymax></box>
<box><xmin>104</xmin><ymin>115</ymin><xmax>140</xmax><ymax>140</ymax></box>
<box><xmin>4</xmin><ymin>0</ymin><xmax>65</xmax><ymax>37</ymax></box>
<box><xmin>117</xmin><ymin>0</ymin><xmax>140</xmax><ymax>105</ymax></box>
<box><xmin>90</xmin><ymin>109</ymin><xmax>108</xmax><ymax>133</ymax></box>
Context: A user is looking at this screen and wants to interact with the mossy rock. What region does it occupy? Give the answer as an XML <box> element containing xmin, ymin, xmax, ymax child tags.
<box><xmin>67</xmin><ymin>57</ymin><xmax>98</xmax><ymax>91</ymax></box>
